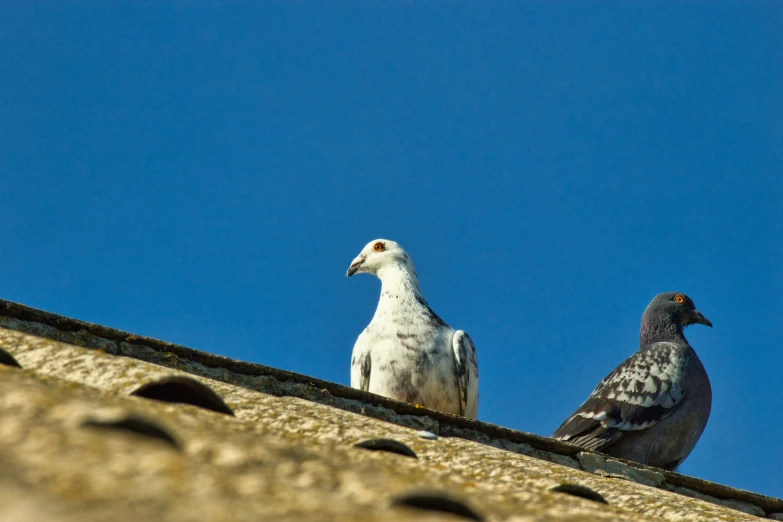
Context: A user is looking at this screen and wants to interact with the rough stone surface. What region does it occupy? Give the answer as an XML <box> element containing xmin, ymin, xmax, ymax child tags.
<box><xmin>0</xmin><ymin>298</ymin><xmax>780</xmax><ymax>521</ymax></box>
<box><xmin>0</xmin><ymin>326</ymin><xmax>774</xmax><ymax>521</ymax></box>
<box><xmin>664</xmin><ymin>485</ymin><xmax>767</xmax><ymax>518</ymax></box>
<box><xmin>578</xmin><ymin>452</ymin><xmax>666</xmax><ymax>488</ymax></box>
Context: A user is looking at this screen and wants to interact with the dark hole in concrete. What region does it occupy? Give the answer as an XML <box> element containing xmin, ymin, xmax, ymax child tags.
<box><xmin>81</xmin><ymin>415</ymin><xmax>180</xmax><ymax>450</ymax></box>
<box><xmin>0</xmin><ymin>349</ymin><xmax>21</xmax><ymax>368</ymax></box>
<box><xmin>354</xmin><ymin>438</ymin><xmax>418</xmax><ymax>458</ymax></box>
<box><xmin>392</xmin><ymin>491</ymin><xmax>483</xmax><ymax>521</ymax></box>
<box><xmin>549</xmin><ymin>483</ymin><xmax>608</xmax><ymax>504</ymax></box>
<box><xmin>130</xmin><ymin>376</ymin><xmax>234</xmax><ymax>416</ymax></box>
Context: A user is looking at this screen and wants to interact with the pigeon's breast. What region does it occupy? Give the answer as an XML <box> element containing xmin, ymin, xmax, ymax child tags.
<box><xmin>605</xmin><ymin>346</ymin><xmax>712</xmax><ymax>469</ymax></box>
<box><xmin>364</xmin><ymin>317</ymin><xmax>461</xmax><ymax>415</ymax></box>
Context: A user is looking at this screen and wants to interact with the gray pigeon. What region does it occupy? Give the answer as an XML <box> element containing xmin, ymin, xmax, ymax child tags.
<box><xmin>552</xmin><ymin>292</ymin><xmax>712</xmax><ymax>470</ymax></box>
<box><xmin>347</xmin><ymin>239</ymin><xmax>479</xmax><ymax>418</ymax></box>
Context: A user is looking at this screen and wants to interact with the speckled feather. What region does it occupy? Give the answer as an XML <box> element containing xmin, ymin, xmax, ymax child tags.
<box><xmin>553</xmin><ymin>292</ymin><xmax>712</xmax><ymax>470</ymax></box>
<box><xmin>348</xmin><ymin>239</ymin><xmax>479</xmax><ymax>418</ymax></box>
<box><xmin>554</xmin><ymin>342</ymin><xmax>690</xmax><ymax>449</ymax></box>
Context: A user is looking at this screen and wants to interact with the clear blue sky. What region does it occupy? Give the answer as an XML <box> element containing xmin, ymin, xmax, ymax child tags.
<box><xmin>2</xmin><ymin>2</ymin><xmax>781</xmax><ymax>497</ymax></box>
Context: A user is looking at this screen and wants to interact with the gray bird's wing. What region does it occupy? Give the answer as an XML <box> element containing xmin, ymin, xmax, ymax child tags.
<box><xmin>552</xmin><ymin>342</ymin><xmax>689</xmax><ymax>451</ymax></box>
<box><xmin>452</xmin><ymin>330</ymin><xmax>479</xmax><ymax>418</ymax></box>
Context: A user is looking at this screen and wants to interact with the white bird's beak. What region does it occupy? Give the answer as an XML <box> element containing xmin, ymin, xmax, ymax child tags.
<box><xmin>346</xmin><ymin>254</ymin><xmax>366</xmax><ymax>277</ymax></box>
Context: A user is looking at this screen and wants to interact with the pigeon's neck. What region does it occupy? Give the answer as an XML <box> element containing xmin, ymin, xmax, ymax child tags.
<box><xmin>640</xmin><ymin>312</ymin><xmax>687</xmax><ymax>346</ymax></box>
<box><xmin>369</xmin><ymin>264</ymin><xmax>432</xmax><ymax>326</ymax></box>
<box><xmin>376</xmin><ymin>264</ymin><xmax>423</xmax><ymax>300</ymax></box>
<box><xmin>370</xmin><ymin>263</ymin><xmax>447</xmax><ymax>332</ymax></box>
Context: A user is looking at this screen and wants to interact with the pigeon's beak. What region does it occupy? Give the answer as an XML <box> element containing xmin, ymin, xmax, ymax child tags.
<box><xmin>689</xmin><ymin>310</ymin><xmax>713</xmax><ymax>327</ymax></box>
<box><xmin>346</xmin><ymin>254</ymin><xmax>366</xmax><ymax>277</ymax></box>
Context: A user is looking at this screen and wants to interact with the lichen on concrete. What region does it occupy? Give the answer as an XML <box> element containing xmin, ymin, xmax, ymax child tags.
<box><xmin>577</xmin><ymin>452</ymin><xmax>666</xmax><ymax>488</ymax></box>
<box><xmin>0</xmin><ymin>300</ymin><xmax>781</xmax><ymax>521</ymax></box>
<box><xmin>1</xmin><ymin>326</ymin><xmax>776</xmax><ymax>521</ymax></box>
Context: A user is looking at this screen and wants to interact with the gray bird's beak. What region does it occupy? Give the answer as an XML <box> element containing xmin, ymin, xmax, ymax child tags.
<box><xmin>690</xmin><ymin>310</ymin><xmax>713</xmax><ymax>327</ymax></box>
<box><xmin>346</xmin><ymin>254</ymin><xmax>365</xmax><ymax>277</ymax></box>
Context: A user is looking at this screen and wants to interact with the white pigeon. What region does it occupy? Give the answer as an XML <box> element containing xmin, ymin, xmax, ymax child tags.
<box><xmin>346</xmin><ymin>239</ymin><xmax>479</xmax><ymax>418</ymax></box>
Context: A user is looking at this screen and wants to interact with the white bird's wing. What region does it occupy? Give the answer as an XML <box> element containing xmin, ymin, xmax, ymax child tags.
<box><xmin>350</xmin><ymin>336</ymin><xmax>372</xmax><ymax>392</ymax></box>
<box><xmin>452</xmin><ymin>330</ymin><xmax>479</xmax><ymax>418</ymax></box>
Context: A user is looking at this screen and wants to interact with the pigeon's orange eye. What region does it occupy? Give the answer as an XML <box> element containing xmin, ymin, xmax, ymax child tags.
<box><xmin>373</xmin><ymin>242</ymin><xmax>385</xmax><ymax>252</ymax></box>
<box><xmin>674</xmin><ymin>294</ymin><xmax>685</xmax><ymax>304</ymax></box>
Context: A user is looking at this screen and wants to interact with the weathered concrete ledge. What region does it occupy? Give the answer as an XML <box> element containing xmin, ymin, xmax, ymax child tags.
<box><xmin>1</xmin><ymin>298</ymin><xmax>780</xmax><ymax>519</ymax></box>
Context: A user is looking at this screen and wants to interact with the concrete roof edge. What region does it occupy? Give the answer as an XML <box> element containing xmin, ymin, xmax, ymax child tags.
<box><xmin>1</xmin><ymin>298</ymin><xmax>780</xmax><ymax>517</ymax></box>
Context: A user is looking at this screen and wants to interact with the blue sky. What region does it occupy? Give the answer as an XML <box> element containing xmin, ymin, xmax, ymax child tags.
<box><xmin>2</xmin><ymin>2</ymin><xmax>781</xmax><ymax>497</ymax></box>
